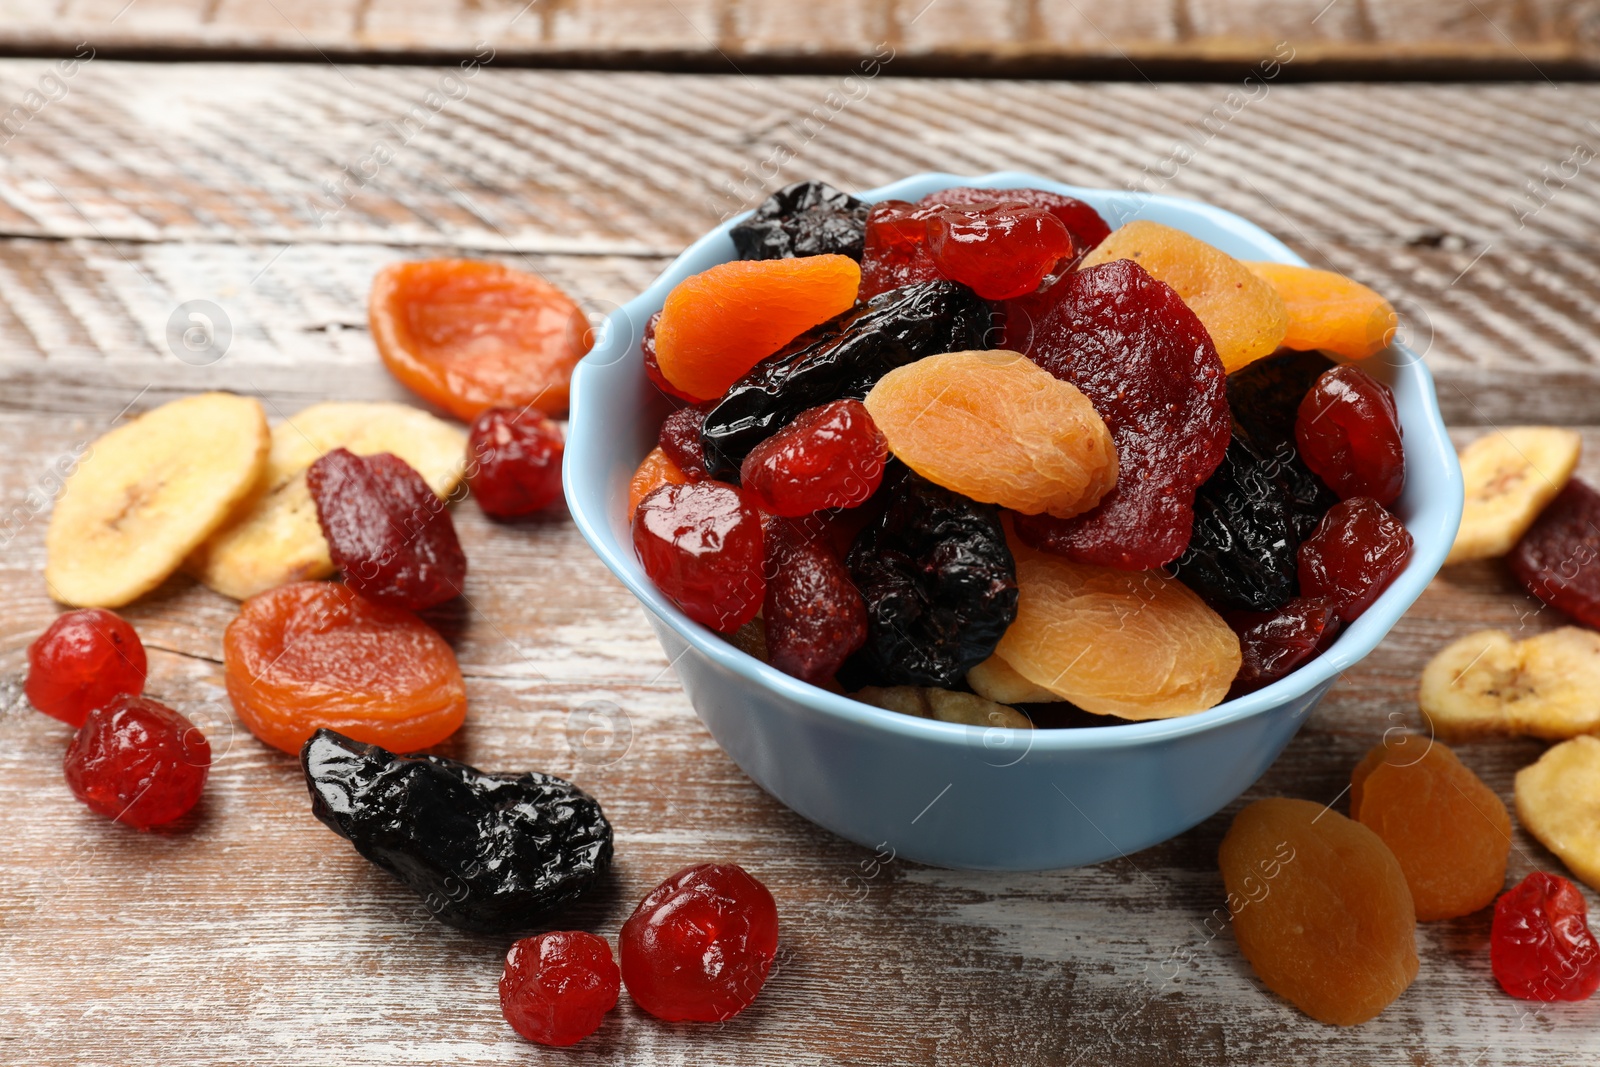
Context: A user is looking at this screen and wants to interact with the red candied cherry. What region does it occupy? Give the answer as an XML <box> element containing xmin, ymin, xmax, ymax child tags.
<box><xmin>924</xmin><ymin>202</ymin><xmax>1074</xmax><ymax>301</ymax></box>
<box><xmin>63</xmin><ymin>694</ymin><xmax>210</xmax><ymax>829</ymax></box>
<box><xmin>467</xmin><ymin>407</ymin><xmax>566</xmax><ymax>519</ymax></box>
<box><xmin>1295</xmin><ymin>364</ymin><xmax>1405</xmax><ymax>506</ymax></box>
<box><xmin>26</xmin><ymin>608</ymin><xmax>148</xmax><ymax>727</ymax></box>
<box><xmin>740</xmin><ymin>399</ymin><xmax>887</xmax><ymax>517</ymax></box>
<box><xmin>658</xmin><ymin>402</ymin><xmax>713</xmax><ymax>479</ymax></box>
<box><xmin>500</xmin><ymin>931</ymin><xmax>620</xmax><ymax>1046</ymax></box>
<box><xmin>763</xmin><ymin>518</ymin><xmax>867</xmax><ymax>685</ymax></box>
<box><xmin>633</xmin><ymin>481</ymin><xmax>765</xmax><ymax>633</ymax></box>
<box><xmin>620</xmin><ymin>863</ymin><xmax>779</xmax><ymax>1022</ymax></box>
<box><xmin>1492</xmin><ymin>871</ymin><xmax>1600</xmax><ymax>1002</ymax></box>
<box><xmin>1298</xmin><ymin>497</ymin><xmax>1413</xmax><ymax>621</ymax></box>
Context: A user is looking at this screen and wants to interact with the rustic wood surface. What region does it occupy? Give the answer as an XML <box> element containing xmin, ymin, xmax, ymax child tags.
<box><xmin>2</xmin><ymin>61</ymin><xmax>1600</xmax><ymax>1065</ymax></box>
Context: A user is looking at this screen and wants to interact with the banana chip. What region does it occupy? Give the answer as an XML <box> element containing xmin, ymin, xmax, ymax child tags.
<box><xmin>1448</xmin><ymin>427</ymin><xmax>1581</xmax><ymax>564</ymax></box>
<box><xmin>967</xmin><ymin>653</ymin><xmax>1058</xmax><ymax>705</ymax></box>
<box><xmin>188</xmin><ymin>402</ymin><xmax>467</xmax><ymax>600</ymax></box>
<box><xmin>1515</xmin><ymin>735</ymin><xmax>1600</xmax><ymax>893</ymax></box>
<box><xmin>46</xmin><ymin>392</ymin><xmax>270</xmax><ymax>608</ymax></box>
<box><xmin>1420</xmin><ymin>627</ymin><xmax>1600</xmax><ymax>740</ymax></box>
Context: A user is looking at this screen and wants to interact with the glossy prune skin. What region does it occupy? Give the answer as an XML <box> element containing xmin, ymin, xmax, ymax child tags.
<box><xmin>700</xmin><ymin>280</ymin><xmax>991</xmax><ymax>479</ymax></box>
<box><xmin>1507</xmin><ymin>478</ymin><xmax>1600</xmax><ymax>629</ymax></box>
<box><xmin>730</xmin><ymin>181</ymin><xmax>872</xmax><ymax>261</ymax></box>
<box><xmin>1226</xmin><ymin>350</ymin><xmax>1341</xmax><ymax>541</ymax></box>
<box><xmin>841</xmin><ymin>471</ymin><xmax>1018</xmax><ymax>688</ymax></box>
<box><xmin>1173</xmin><ymin>433</ymin><xmax>1301</xmax><ymax>612</ymax></box>
<box><xmin>302</xmin><ymin>729</ymin><xmax>612</xmax><ymax>933</ymax></box>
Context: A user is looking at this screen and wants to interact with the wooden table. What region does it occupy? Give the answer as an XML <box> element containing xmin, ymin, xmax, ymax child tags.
<box><xmin>2</xmin><ymin>48</ymin><xmax>1599</xmax><ymax>1067</ymax></box>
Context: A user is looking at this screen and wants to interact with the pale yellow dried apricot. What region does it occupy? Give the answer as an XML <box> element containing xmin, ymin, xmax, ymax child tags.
<box><xmin>1246</xmin><ymin>261</ymin><xmax>1397</xmax><ymax>361</ymax></box>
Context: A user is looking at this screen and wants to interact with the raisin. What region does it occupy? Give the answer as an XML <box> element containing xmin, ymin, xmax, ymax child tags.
<box><xmin>1247</xmin><ymin>261</ymin><xmax>1399</xmax><ymax>361</ymax></box>
<box><xmin>620</xmin><ymin>863</ymin><xmax>779</xmax><ymax>1022</ymax></box>
<box><xmin>841</xmin><ymin>472</ymin><xmax>1017</xmax><ymax>688</ymax></box>
<box><xmin>642</xmin><ymin>311</ymin><xmax>697</xmax><ymax>404</ymax></box>
<box><xmin>466</xmin><ymin>408</ymin><xmax>565</xmax><ymax>519</ymax></box>
<box><xmin>762</xmin><ymin>518</ymin><xmax>867</xmax><ymax>685</ymax></box>
<box><xmin>1220</xmin><ymin>797</ymin><xmax>1418</xmax><ymax>1026</ymax></box>
<box><xmin>701</xmin><ymin>280</ymin><xmax>991</xmax><ymax>479</ymax></box>
<box><xmin>1226</xmin><ymin>350</ymin><xmax>1341</xmax><ymax>541</ymax></box>
<box><xmin>1492</xmin><ymin>871</ymin><xmax>1600</xmax><ymax>1001</ymax></box>
<box><xmin>658</xmin><ymin>402</ymin><xmax>713</xmax><ymax>479</ymax></box>
<box><xmin>224</xmin><ymin>581</ymin><xmax>467</xmax><ymax>754</ymax></box>
<box><xmin>997</xmin><ymin>534</ymin><xmax>1241</xmax><ymax>718</ymax></box>
<box><xmin>858</xmin><ymin>200</ymin><xmax>942</xmax><ymax>300</ymax></box>
<box><xmin>307</xmin><ymin>448</ymin><xmax>467</xmax><ymax>611</ymax></box>
<box><xmin>633</xmin><ymin>481</ymin><xmax>765</xmax><ymax>633</ymax></box>
<box><xmin>26</xmin><ymin>608</ymin><xmax>148</xmax><ymax>727</ymax></box>
<box><xmin>303</xmin><ymin>729</ymin><xmax>613</xmax><ymax>932</ymax></box>
<box><xmin>500</xmin><ymin>931</ymin><xmax>620</xmax><ymax>1047</ymax></box>
<box><xmin>1173</xmin><ymin>433</ymin><xmax>1301</xmax><ymax>612</ymax></box>
<box><xmin>730</xmin><ymin>180</ymin><xmax>872</xmax><ymax>261</ymax></box>
<box><xmin>740</xmin><ymin>399</ymin><xmax>887</xmax><ymax>517</ymax></box>
<box><xmin>1296</xmin><ymin>365</ymin><xmax>1405</xmax><ymax>506</ymax></box>
<box><xmin>63</xmin><ymin>694</ymin><xmax>210</xmax><ymax>829</ymax></box>
<box><xmin>628</xmin><ymin>447</ymin><xmax>691</xmax><ymax>515</ymax></box>
<box><xmin>920</xmin><ymin>187</ymin><xmax>1110</xmax><ymax>263</ymax></box>
<box><xmin>1008</xmin><ymin>259</ymin><xmax>1231</xmax><ymax>569</ymax></box>
<box><xmin>1225</xmin><ymin>597</ymin><xmax>1340</xmax><ymax>697</ymax></box>
<box><xmin>1298</xmin><ymin>497</ymin><xmax>1413</xmax><ymax>621</ymax></box>
<box><xmin>1352</xmin><ymin>739</ymin><xmax>1510</xmax><ymax>921</ymax></box>
<box><xmin>1508</xmin><ymin>478</ymin><xmax>1600</xmax><ymax>629</ymax></box>
<box><xmin>655</xmin><ymin>256</ymin><xmax>861</xmax><ymax>401</ymax></box>
<box><xmin>864</xmin><ymin>349</ymin><xmax>1116</xmax><ymax>518</ymax></box>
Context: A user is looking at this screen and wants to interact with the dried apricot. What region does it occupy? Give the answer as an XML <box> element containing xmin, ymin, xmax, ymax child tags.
<box><xmin>628</xmin><ymin>447</ymin><xmax>691</xmax><ymax>515</ymax></box>
<box><xmin>1220</xmin><ymin>797</ymin><xmax>1418</xmax><ymax>1026</ymax></box>
<box><xmin>654</xmin><ymin>256</ymin><xmax>860</xmax><ymax>401</ymax></box>
<box><xmin>1352</xmin><ymin>739</ymin><xmax>1511</xmax><ymax>920</ymax></box>
<box><xmin>1078</xmin><ymin>221</ymin><xmax>1288</xmax><ymax>373</ymax></box>
<box><xmin>864</xmin><ymin>351</ymin><xmax>1117</xmax><ymax>518</ymax></box>
<box><xmin>1246</xmin><ymin>262</ymin><xmax>1397</xmax><ymax>361</ymax></box>
<box><xmin>223</xmin><ymin>581</ymin><xmax>467</xmax><ymax>754</ymax></box>
<box><xmin>370</xmin><ymin>259</ymin><xmax>588</xmax><ymax>420</ymax></box>
<box><xmin>994</xmin><ymin>531</ymin><xmax>1240</xmax><ymax>719</ymax></box>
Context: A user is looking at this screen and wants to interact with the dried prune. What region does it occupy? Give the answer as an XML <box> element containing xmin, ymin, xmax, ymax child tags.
<box><xmin>307</xmin><ymin>448</ymin><xmax>466</xmax><ymax>611</ymax></box>
<box><xmin>701</xmin><ymin>280</ymin><xmax>991</xmax><ymax>479</ymax></box>
<box><xmin>740</xmin><ymin>399</ymin><xmax>887</xmax><ymax>516</ymax></box>
<box><xmin>303</xmin><ymin>729</ymin><xmax>613</xmax><ymax>933</ymax></box>
<box><xmin>633</xmin><ymin>481</ymin><xmax>765</xmax><ymax>633</ymax></box>
<box><xmin>1508</xmin><ymin>478</ymin><xmax>1600</xmax><ymax>629</ymax></box>
<box><xmin>64</xmin><ymin>694</ymin><xmax>210</xmax><ymax>829</ymax></box>
<box><xmin>762</xmin><ymin>518</ymin><xmax>867</xmax><ymax>685</ymax></box>
<box><xmin>1492</xmin><ymin>871</ymin><xmax>1600</xmax><ymax>1001</ymax></box>
<box><xmin>1226</xmin><ymin>350</ymin><xmax>1341</xmax><ymax>540</ymax></box>
<box><xmin>1296</xmin><ymin>365</ymin><xmax>1405</xmax><ymax>506</ymax></box>
<box><xmin>730</xmin><ymin>180</ymin><xmax>872</xmax><ymax>261</ymax></box>
<box><xmin>466</xmin><ymin>408</ymin><xmax>565</xmax><ymax>519</ymax></box>
<box><xmin>858</xmin><ymin>200</ymin><xmax>942</xmax><ymax>300</ymax></box>
<box><xmin>1225</xmin><ymin>597</ymin><xmax>1340</xmax><ymax>697</ymax></box>
<box><xmin>1008</xmin><ymin>259</ymin><xmax>1230</xmax><ymax>569</ymax></box>
<box><xmin>920</xmin><ymin>187</ymin><xmax>1110</xmax><ymax>262</ymax></box>
<box><xmin>26</xmin><ymin>608</ymin><xmax>148</xmax><ymax>727</ymax></box>
<box><xmin>841</xmin><ymin>472</ymin><xmax>1017</xmax><ymax>688</ymax></box>
<box><xmin>1173</xmin><ymin>433</ymin><xmax>1300</xmax><ymax>612</ymax></box>
<box><xmin>1299</xmin><ymin>496</ymin><xmax>1413</xmax><ymax>621</ymax></box>
<box><xmin>658</xmin><ymin>402</ymin><xmax>712</xmax><ymax>478</ymax></box>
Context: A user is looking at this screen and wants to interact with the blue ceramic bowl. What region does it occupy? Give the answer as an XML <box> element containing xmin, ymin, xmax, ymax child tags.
<box><xmin>564</xmin><ymin>171</ymin><xmax>1463</xmax><ymax>871</ymax></box>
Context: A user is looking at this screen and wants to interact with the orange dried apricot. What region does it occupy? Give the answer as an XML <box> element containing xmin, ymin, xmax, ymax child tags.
<box><xmin>1220</xmin><ymin>797</ymin><xmax>1418</xmax><ymax>1026</ymax></box>
<box><xmin>654</xmin><ymin>256</ymin><xmax>860</xmax><ymax>401</ymax></box>
<box><xmin>864</xmin><ymin>350</ymin><xmax>1117</xmax><ymax>518</ymax></box>
<box><xmin>629</xmin><ymin>446</ymin><xmax>691</xmax><ymax>515</ymax></box>
<box><xmin>1246</xmin><ymin>262</ymin><xmax>1397</xmax><ymax>361</ymax></box>
<box><xmin>370</xmin><ymin>259</ymin><xmax>589</xmax><ymax>420</ymax></box>
<box><xmin>994</xmin><ymin>531</ymin><xmax>1240</xmax><ymax>719</ymax></box>
<box><xmin>1078</xmin><ymin>221</ymin><xmax>1287</xmax><ymax>373</ymax></box>
<box><xmin>224</xmin><ymin>581</ymin><xmax>467</xmax><ymax>754</ymax></box>
<box><xmin>1351</xmin><ymin>738</ymin><xmax>1510</xmax><ymax>920</ymax></box>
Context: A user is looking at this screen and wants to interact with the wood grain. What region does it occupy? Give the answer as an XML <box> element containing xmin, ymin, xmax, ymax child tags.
<box><xmin>2</xmin><ymin>60</ymin><xmax>1600</xmax><ymax>1065</ymax></box>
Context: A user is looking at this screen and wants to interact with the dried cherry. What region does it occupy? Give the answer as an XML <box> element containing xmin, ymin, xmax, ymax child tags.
<box><xmin>740</xmin><ymin>398</ymin><xmax>886</xmax><ymax>516</ymax></box>
<box><xmin>658</xmin><ymin>402</ymin><xmax>713</xmax><ymax>479</ymax></box>
<box><xmin>466</xmin><ymin>408</ymin><xmax>564</xmax><ymax>519</ymax></box>
<box><xmin>762</xmin><ymin>518</ymin><xmax>867</xmax><ymax>685</ymax></box>
<box><xmin>1491</xmin><ymin>871</ymin><xmax>1600</xmax><ymax>1001</ymax></box>
<box><xmin>500</xmin><ymin>931</ymin><xmax>620</xmax><ymax>1047</ymax></box>
<box><xmin>730</xmin><ymin>180</ymin><xmax>872</xmax><ymax>261</ymax></box>
<box><xmin>1226</xmin><ymin>350</ymin><xmax>1341</xmax><ymax>541</ymax></box>
<box><xmin>1296</xmin><ymin>365</ymin><xmax>1405</xmax><ymax>506</ymax></box>
<box><xmin>1173</xmin><ymin>433</ymin><xmax>1301</xmax><ymax>612</ymax></box>
<box><xmin>632</xmin><ymin>480</ymin><xmax>765</xmax><ymax>633</ymax></box>
<box><xmin>64</xmin><ymin>694</ymin><xmax>209</xmax><ymax>829</ymax></box>
<box><xmin>26</xmin><ymin>608</ymin><xmax>148</xmax><ymax>727</ymax></box>
<box><xmin>858</xmin><ymin>200</ymin><xmax>941</xmax><ymax>300</ymax></box>
<box><xmin>1508</xmin><ymin>478</ymin><xmax>1600</xmax><ymax>629</ymax></box>
<box><xmin>1225</xmin><ymin>597</ymin><xmax>1340</xmax><ymax>697</ymax></box>
<box><xmin>920</xmin><ymin>187</ymin><xmax>1110</xmax><ymax>262</ymax></box>
<box><xmin>1298</xmin><ymin>496</ymin><xmax>1413</xmax><ymax>621</ymax></box>
<box><xmin>860</xmin><ymin>198</ymin><xmax>1074</xmax><ymax>301</ymax></box>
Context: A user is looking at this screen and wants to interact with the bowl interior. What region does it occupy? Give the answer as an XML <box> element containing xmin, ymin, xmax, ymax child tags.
<box><xmin>563</xmin><ymin>171</ymin><xmax>1464</xmax><ymax>750</ymax></box>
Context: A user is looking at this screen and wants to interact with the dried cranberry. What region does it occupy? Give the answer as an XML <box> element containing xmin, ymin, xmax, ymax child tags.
<box><xmin>633</xmin><ymin>481</ymin><xmax>765</xmax><ymax>633</ymax></box>
<box><xmin>740</xmin><ymin>399</ymin><xmax>887</xmax><ymax>516</ymax></box>
<box><xmin>658</xmin><ymin>402</ymin><xmax>712</xmax><ymax>479</ymax></box>
<box><xmin>500</xmin><ymin>931</ymin><xmax>620</xmax><ymax>1046</ymax></box>
<box><xmin>924</xmin><ymin>202</ymin><xmax>1073</xmax><ymax>301</ymax></box>
<box><xmin>1298</xmin><ymin>497</ymin><xmax>1413</xmax><ymax>621</ymax></box>
<box><xmin>1009</xmin><ymin>258</ymin><xmax>1231</xmax><ymax>569</ymax></box>
<box><xmin>466</xmin><ymin>408</ymin><xmax>564</xmax><ymax>519</ymax></box>
<box><xmin>1225</xmin><ymin>597</ymin><xmax>1342</xmax><ymax>697</ymax></box>
<box><xmin>643</xmin><ymin>311</ymin><xmax>697</xmax><ymax>404</ymax></box>
<box><xmin>307</xmin><ymin>448</ymin><xmax>467</xmax><ymax>611</ymax></box>
<box><xmin>920</xmin><ymin>186</ymin><xmax>1110</xmax><ymax>262</ymax></box>
<box><xmin>858</xmin><ymin>200</ymin><xmax>942</xmax><ymax>300</ymax></box>
<box><xmin>762</xmin><ymin>519</ymin><xmax>867</xmax><ymax>685</ymax></box>
<box><xmin>620</xmin><ymin>863</ymin><xmax>779</xmax><ymax>1022</ymax></box>
<box><xmin>1295</xmin><ymin>365</ymin><xmax>1405</xmax><ymax>506</ymax></box>
<box><xmin>26</xmin><ymin>609</ymin><xmax>147</xmax><ymax>727</ymax></box>
<box><xmin>1492</xmin><ymin>871</ymin><xmax>1600</xmax><ymax>1002</ymax></box>
<box><xmin>1508</xmin><ymin>478</ymin><xmax>1600</xmax><ymax>628</ymax></box>
<box><xmin>63</xmin><ymin>694</ymin><xmax>209</xmax><ymax>829</ymax></box>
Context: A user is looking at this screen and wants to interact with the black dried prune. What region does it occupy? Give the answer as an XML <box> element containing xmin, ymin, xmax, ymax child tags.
<box><xmin>701</xmin><ymin>280</ymin><xmax>991</xmax><ymax>479</ymax></box>
<box><xmin>1172</xmin><ymin>433</ymin><xmax>1301</xmax><ymax>612</ymax></box>
<box><xmin>840</xmin><ymin>471</ymin><xmax>1018</xmax><ymax>688</ymax></box>
<box><xmin>1226</xmin><ymin>349</ymin><xmax>1340</xmax><ymax>540</ymax></box>
<box><xmin>730</xmin><ymin>180</ymin><xmax>873</xmax><ymax>261</ymax></box>
<box><xmin>303</xmin><ymin>729</ymin><xmax>612</xmax><ymax>933</ymax></box>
